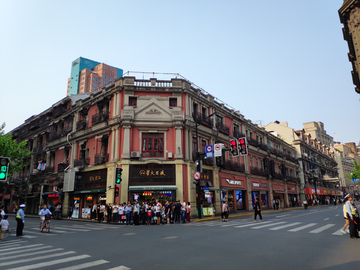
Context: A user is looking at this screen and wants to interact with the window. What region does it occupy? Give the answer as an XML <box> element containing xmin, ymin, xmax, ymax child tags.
<box><xmin>193</xmin><ymin>103</ymin><xmax>198</xmax><ymax>114</ymax></box>
<box><xmin>129</xmin><ymin>97</ymin><xmax>137</xmax><ymax>106</ymax></box>
<box><xmin>169</xmin><ymin>98</ymin><xmax>177</xmax><ymax>107</ymax></box>
<box><xmin>202</xmin><ymin>107</ymin><xmax>207</xmax><ymax>116</ymax></box>
<box><xmin>201</xmin><ymin>140</ymin><xmax>206</xmax><ymax>153</ymax></box>
<box><xmin>142</xmin><ymin>133</ymin><xmax>164</xmax><ymax>157</ymax></box>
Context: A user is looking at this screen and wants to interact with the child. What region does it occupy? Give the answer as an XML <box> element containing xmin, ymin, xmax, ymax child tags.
<box><xmin>0</xmin><ymin>215</ymin><xmax>10</xmax><ymax>241</ymax></box>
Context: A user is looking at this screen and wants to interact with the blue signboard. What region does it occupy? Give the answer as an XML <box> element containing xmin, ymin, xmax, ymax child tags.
<box><xmin>205</xmin><ymin>145</ymin><xmax>213</xmax><ymax>158</ymax></box>
<box><xmin>203</xmin><ymin>187</ymin><xmax>209</xmax><ymax>191</ymax></box>
<box><xmin>352</xmin><ymin>178</ymin><xmax>359</xmax><ymax>182</ymax></box>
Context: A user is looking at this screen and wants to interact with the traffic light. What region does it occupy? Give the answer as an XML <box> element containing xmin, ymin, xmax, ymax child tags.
<box><xmin>115</xmin><ymin>186</ymin><xmax>119</xmax><ymax>197</ymax></box>
<box><xmin>230</xmin><ymin>139</ymin><xmax>239</xmax><ymax>157</ymax></box>
<box><xmin>0</xmin><ymin>157</ymin><xmax>10</xmax><ymax>182</ymax></box>
<box><xmin>115</xmin><ymin>167</ymin><xmax>123</xmax><ymax>184</ymax></box>
<box><xmin>238</xmin><ymin>137</ymin><xmax>248</xmax><ymax>155</ymax></box>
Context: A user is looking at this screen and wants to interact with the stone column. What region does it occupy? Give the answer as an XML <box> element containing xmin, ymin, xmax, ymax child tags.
<box><xmin>106</xmin><ymin>163</ymin><xmax>116</xmax><ymax>205</ymax></box>
<box><xmin>122</xmin><ymin>125</ymin><xmax>131</xmax><ymax>159</ymax></box>
<box><xmin>175</xmin><ymin>160</ymin><xmax>184</xmax><ymax>200</ymax></box>
<box><xmin>63</xmin><ymin>192</ymin><xmax>70</xmax><ymax>217</ymax></box>
<box><xmin>175</xmin><ymin>127</ymin><xmax>183</xmax><ymax>159</ymax></box>
<box><xmin>114</xmin><ymin>128</ymin><xmax>119</xmax><ymax>160</ymax></box>
<box><xmin>110</xmin><ymin>128</ymin><xmax>115</xmax><ymax>161</ymax></box>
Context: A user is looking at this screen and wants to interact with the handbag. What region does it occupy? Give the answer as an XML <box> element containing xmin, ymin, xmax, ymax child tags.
<box><xmin>186</xmin><ymin>208</ymin><xmax>190</xmax><ymax>214</ymax></box>
<box><xmin>121</xmin><ymin>215</ymin><xmax>125</xmax><ymax>220</ymax></box>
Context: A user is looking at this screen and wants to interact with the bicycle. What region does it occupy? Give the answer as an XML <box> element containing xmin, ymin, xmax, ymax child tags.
<box><xmin>40</xmin><ymin>216</ymin><xmax>51</xmax><ymax>233</ymax></box>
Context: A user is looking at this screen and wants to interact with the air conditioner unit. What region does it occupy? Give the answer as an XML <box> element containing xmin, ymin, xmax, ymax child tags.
<box><xmin>168</xmin><ymin>152</ymin><xmax>173</xmax><ymax>159</ymax></box>
<box><xmin>131</xmin><ymin>152</ymin><xmax>140</xmax><ymax>158</ymax></box>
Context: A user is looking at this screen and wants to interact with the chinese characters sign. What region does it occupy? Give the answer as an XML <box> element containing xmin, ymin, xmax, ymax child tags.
<box><xmin>130</xmin><ymin>164</ymin><xmax>175</xmax><ymax>185</ymax></box>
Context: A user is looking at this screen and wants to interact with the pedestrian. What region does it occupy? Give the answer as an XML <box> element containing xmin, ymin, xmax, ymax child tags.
<box><xmin>186</xmin><ymin>202</ymin><xmax>191</xmax><ymax>223</ymax></box>
<box><xmin>275</xmin><ymin>199</ymin><xmax>279</xmax><ymax>210</ymax></box>
<box><xmin>96</xmin><ymin>203</ymin><xmax>101</xmax><ymax>222</ymax></box>
<box><xmin>0</xmin><ymin>215</ymin><xmax>10</xmax><ymax>241</ymax></box>
<box><xmin>92</xmin><ymin>204</ymin><xmax>97</xmax><ymax>220</ymax></box>
<box><xmin>254</xmin><ymin>198</ymin><xmax>262</xmax><ymax>221</ymax></box>
<box><xmin>133</xmin><ymin>201</ymin><xmax>140</xmax><ymax>226</ymax></box>
<box><xmin>303</xmin><ymin>200</ymin><xmax>308</xmax><ymax>209</ymax></box>
<box><xmin>119</xmin><ymin>203</ymin><xmax>125</xmax><ymax>223</ymax></box>
<box><xmin>147</xmin><ymin>204</ymin><xmax>152</xmax><ymax>225</ymax></box>
<box><xmin>125</xmin><ymin>202</ymin><xmax>132</xmax><ymax>225</ymax></box>
<box><xmin>140</xmin><ymin>202</ymin><xmax>146</xmax><ymax>225</ymax></box>
<box><xmin>107</xmin><ymin>204</ymin><xmax>112</xmax><ymax>223</ymax></box>
<box><xmin>174</xmin><ymin>200</ymin><xmax>181</xmax><ymax>224</ymax></box>
<box><xmin>181</xmin><ymin>200</ymin><xmax>186</xmax><ymax>223</ymax></box>
<box><xmin>222</xmin><ymin>201</ymin><xmax>229</xmax><ymax>222</ymax></box>
<box><xmin>113</xmin><ymin>203</ymin><xmax>119</xmax><ymax>223</ymax></box>
<box><xmin>272</xmin><ymin>199</ymin><xmax>276</xmax><ymax>210</ymax></box>
<box><xmin>343</xmin><ymin>194</ymin><xmax>359</xmax><ymax>238</ymax></box>
<box><xmin>155</xmin><ymin>200</ymin><xmax>162</xmax><ymax>225</ymax></box>
<box><xmin>100</xmin><ymin>204</ymin><xmax>105</xmax><ymax>222</ymax></box>
<box><xmin>0</xmin><ymin>205</ymin><xmax>5</xmax><ymax>218</ymax></box>
<box><xmin>16</xmin><ymin>204</ymin><xmax>26</xmax><ymax>236</ymax></box>
<box><xmin>55</xmin><ymin>203</ymin><xmax>61</xmax><ymax>219</ymax></box>
<box><xmin>68</xmin><ymin>204</ymin><xmax>73</xmax><ymax>219</ymax></box>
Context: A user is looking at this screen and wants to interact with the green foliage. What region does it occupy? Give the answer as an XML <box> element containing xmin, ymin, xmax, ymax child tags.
<box><xmin>347</xmin><ymin>160</ymin><xmax>360</xmax><ymax>180</ymax></box>
<box><xmin>0</xmin><ymin>123</ymin><xmax>32</xmax><ymax>175</ymax></box>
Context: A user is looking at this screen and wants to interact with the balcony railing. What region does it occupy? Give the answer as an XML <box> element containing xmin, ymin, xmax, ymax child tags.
<box><xmin>45</xmin><ymin>166</ymin><xmax>54</xmax><ymax>173</ymax></box>
<box><xmin>192</xmin><ymin>112</ymin><xmax>213</xmax><ymax>128</ymax></box>
<box><xmin>76</xmin><ymin>120</ymin><xmax>88</xmax><ymax>131</ymax></box>
<box><xmin>57</xmin><ymin>163</ymin><xmax>69</xmax><ymax>172</ymax></box>
<box><xmin>250</xmin><ymin>167</ymin><xmax>268</xmax><ymax>177</ymax></box>
<box><xmin>248</xmin><ymin>138</ymin><xmax>259</xmax><ymax>147</ymax></box>
<box><xmin>273</xmin><ymin>172</ymin><xmax>285</xmax><ymax>180</ymax></box>
<box><xmin>216</xmin><ymin>122</ymin><xmax>230</xmax><ymax>135</ymax></box>
<box><xmin>32</xmin><ymin>146</ymin><xmax>46</xmax><ymax>154</ymax></box>
<box><xmin>286</xmin><ymin>176</ymin><xmax>300</xmax><ymax>183</ymax></box>
<box><xmin>94</xmin><ymin>153</ymin><xmax>109</xmax><ymax>165</ymax></box>
<box><xmin>141</xmin><ymin>151</ymin><xmax>164</xmax><ymax>158</ymax></box>
<box><xmin>74</xmin><ymin>158</ymin><xmax>90</xmax><ymax>167</ymax></box>
<box><xmin>92</xmin><ymin>111</ymin><xmax>109</xmax><ymax>125</ymax></box>
<box><xmin>53</xmin><ymin>107</ymin><xmax>66</xmax><ymax>118</ymax></box>
<box><xmin>224</xmin><ymin>160</ymin><xmax>245</xmax><ymax>173</ymax></box>
<box><xmin>233</xmin><ymin>130</ymin><xmax>245</xmax><ymax>139</ymax></box>
<box><xmin>48</xmin><ymin>127</ymin><xmax>72</xmax><ymax>142</ymax></box>
<box><xmin>258</xmin><ymin>143</ymin><xmax>268</xmax><ymax>151</ymax></box>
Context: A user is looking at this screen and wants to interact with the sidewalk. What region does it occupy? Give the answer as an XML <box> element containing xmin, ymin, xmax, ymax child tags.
<box><xmin>7</xmin><ymin>205</ymin><xmax>328</xmax><ymax>224</ymax></box>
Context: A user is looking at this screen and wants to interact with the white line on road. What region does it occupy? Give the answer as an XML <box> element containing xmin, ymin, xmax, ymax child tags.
<box><xmin>51</xmin><ymin>227</ymin><xmax>91</xmax><ymax>232</ymax></box>
<box><xmin>309</xmin><ymin>224</ymin><xmax>336</xmax><ymax>233</ymax></box>
<box><xmin>275</xmin><ymin>214</ymin><xmax>291</xmax><ymax>218</ymax></box>
<box><xmin>23</xmin><ymin>230</ymin><xmax>58</xmax><ymax>236</ymax></box>
<box><xmin>324</xmin><ymin>218</ymin><xmax>329</xmax><ymax>220</ymax></box>
<box><xmin>335</xmin><ymin>214</ymin><xmax>339</xmax><ymax>216</ymax></box>
<box><xmin>288</xmin><ymin>223</ymin><xmax>318</xmax><ymax>232</ymax></box>
<box><xmin>0</xmin><ymin>241</ymin><xmax>28</xmax><ymax>248</ymax></box>
<box><xmin>0</xmin><ymin>251</ymin><xmax>76</xmax><ymax>267</ymax></box>
<box><xmin>269</xmin><ymin>222</ymin><xmax>302</xmax><ymax>231</ymax></box>
<box><xmin>106</xmin><ymin>266</ymin><xmax>132</xmax><ymax>270</ymax></box>
<box><xmin>235</xmin><ymin>221</ymin><xmax>273</xmax><ymax>228</ymax></box>
<box><xmin>30</xmin><ymin>227</ymin><xmax>67</xmax><ymax>233</ymax></box>
<box><xmin>0</xmin><ymin>244</ymin><xmax>43</xmax><ymax>252</ymax></box>
<box><xmin>10</xmin><ymin>234</ymin><xmax>37</xmax><ymax>239</ymax></box>
<box><xmin>6</xmin><ymin>254</ymin><xmax>91</xmax><ymax>270</ymax></box>
<box><xmin>332</xmin><ymin>228</ymin><xmax>345</xmax><ymax>235</ymax></box>
<box><xmin>56</xmin><ymin>259</ymin><xmax>109</xmax><ymax>270</ymax></box>
<box><xmin>0</xmin><ymin>248</ymin><xmax>64</xmax><ymax>261</ymax></box>
<box><xmin>0</xmin><ymin>246</ymin><xmax>53</xmax><ymax>256</ymax></box>
<box><xmin>251</xmin><ymin>222</ymin><xmax>286</xmax><ymax>229</ymax></box>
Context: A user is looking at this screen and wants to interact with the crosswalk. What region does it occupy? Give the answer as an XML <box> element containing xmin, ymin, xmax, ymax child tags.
<box><xmin>0</xmin><ymin>240</ymin><xmax>130</xmax><ymax>270</ymax></box>
<box><xmin>9</xmin><ymin>223</ymin><xmax>118</xmax><ymax>239</ymax></box>
<box><xmin>185</xmin><ymin>220</ymin><xmax>346</xmax><ymax>236</ymax></box>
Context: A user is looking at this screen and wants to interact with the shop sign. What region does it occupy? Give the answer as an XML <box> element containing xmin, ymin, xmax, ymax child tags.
<box><xmin>331</xmin><ymin>191</ymin><xmax>336</xmax><ymax>196</ymax></box>
<box><xmin>86</xmin><ymin>196</ymin><xmax>93</xmax><ymax>201</ymax></box>
<box><xmin>142</xmin><ymin>191</ymin><xmax>172</xmax><ymax>196</ymax></box>
<box><xmin>48</xmin><ymin>194</ymin><xmax>59</xmax><ymax>198</ymax></box>
<box><xmin>130</xmin><ymin>164</ymin><xmax>175</xmax><ymax>185</ymax></box>
<box><xmin>99</xmin><ymin>197</ymin><xmax>106</xmax><ymax>201</ymax></box>
<box><xmin>226</xmin><ymin>179</ymin><xmax>242</xmax><ymax>186</ymax></box>
<box><xmin>83</xmin><ymin>169</ymin><xmax>107</xmax><ymax>184</ymax></box>
<box><xmin>253</xmin><ymin>183</ymin><xmax>267</xmax><ymax>188</ymax></box>
<box><xmin>4</xmin><ymin>194</ymin><xmax>10</xmax><ymax>200</ymax></box>
<box><xmin>74</xmin><ymin>197</ymin><xmax>80</xmax><ymax>200</ymax></box>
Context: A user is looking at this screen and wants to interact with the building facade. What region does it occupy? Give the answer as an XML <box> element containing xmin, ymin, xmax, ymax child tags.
<box><xmin>67</xmin><ymin>57</ymin><xmax>123</xmax><ymax>96</ymax></box>
<box><xmin>339</xmin><ymin>0</ymin><xmax>360</xmax><ymax>94</ymax></box>
<box><xmin>7</xmin><ymin>76</ymin><xmax>301</xmax><ymax>217</ymax></box>
<box><xmin>265</xmin><ymin>121</ymin><xmax>341</xmax><ymax>204</ymax></box>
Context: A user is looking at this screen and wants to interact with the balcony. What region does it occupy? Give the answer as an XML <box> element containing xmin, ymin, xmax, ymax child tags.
<box><xmin>57</xmin><ymin>163</ymin><xmax>69</xmax><ymax>172</ymax></box>
<box><xmin>250</xmin><ymin>167</ymin><xmax>268</xmax><ymax>177</ymax></box>
<box><xmin>248</xmin><ymin>138</ymin><xmax>259</xmax><ymax>147</ymax></box>
<box><xmin>216</xmin><ymin>122</ymin><xmax>230</xmax><ymax>135</ymax></box>
<box><xmin>45</xmin><ymin>166</ymin><xmax>54</xmax><ymax>174</ymax></box>
<box><xmin>286</xmin><ymin>176</ymin><xmax>300</xmax><ymax>183</ymax></box>
<box><xmin>53</xmin><ymin>107</ymin><xmax>66</xmax><ymax>118</ymax></box>
<box><xmin>273</xmin><ymin>172</ymin><xmax>284</xmax><ymax>180</ymax></box>
<box><xmin>224</xmin><ymin>160</ymin><xmax>245</xmax><ymax>173</ymax></box>
<box><xmin>76</xmin><ymin>120</ymin><xmax>87</xmax><ymax>131</ymax></box>
<box><xmin>94</xmin><ymin>153</ymin><xmax>109</xmax><ymax>165</ymax></box>
<box><xmin>192</xmin><ymin>112</ymin><xmax>213</xmax><ymax>128</ymax></box>
<box><xmin>258</xmin><ymin>143</ymin><xmax>268</xmax><ymax>151</ymax></box>
<box><xmin>32</xmin><ymin>145</ymin><xmax>46</xmax><ymax>155</ymax></box>
<box><xmin>74</xmin><ymin>158</ymin><xmax>90</xmax><ymax>167</ymax></box>
<box><xmin>233</xmin><ymin>130</ymin><xmax>245</xmax><ymax>139</ymax></box>
<box><xmin>92</xmin><ymin>111</ymin><xmax>109</xmax><ymax>125</ymax></box>
<box><xmin>48</xmin><ymin>131</ymin><xmax>60</xmax><ymax>142</ymax></box>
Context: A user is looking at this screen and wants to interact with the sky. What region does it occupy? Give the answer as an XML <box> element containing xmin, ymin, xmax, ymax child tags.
<box><xmin>0</xmin><ymin>0</ymin><xmax>359</xmax><ymax>145</ymax></box>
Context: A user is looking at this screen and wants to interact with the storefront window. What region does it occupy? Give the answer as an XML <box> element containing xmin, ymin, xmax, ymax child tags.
<box><xmin>261</xmin><ymin>191</ymin><xmax>269</xmax><ymax>208</ymax></box>
<box><xmin>236</xmin><ymin>190</ymin><xmax>245</xmax><ymax>210</ymax></box>
<box><xmin>131</xmin><ymin>191</ymin><xmax>175</xmax><ymax>204</ymax></box>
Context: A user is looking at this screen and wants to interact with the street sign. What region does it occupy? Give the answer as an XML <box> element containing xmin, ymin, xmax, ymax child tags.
<box><xmin>202</xmin><ymin>187</ymin><xmax>209</xmax><ymax>191</ymax></box>
<box><xmin>214</xmin><ymin>143</ymin><xmax>222</xmax><ymax>157</ymax></box>
<box><xmin>352</xmin><ymin>178</ymin><xmax>359</xmax><ymax>182</ymax></box>
<box><xmin>205</xmin><ymin>145</ymin><xmax>213</xmax><ymax>158</ymax></box>
<box><xmin>193</xmin><ymin>171</ymin><xmax>201</xmax><ymax>180</ymax></box>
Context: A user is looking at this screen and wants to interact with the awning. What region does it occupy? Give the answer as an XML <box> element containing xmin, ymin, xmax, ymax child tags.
<box><xmin>73</xmin><ymin>189</ymin><xmax>106</xmax><ymax>194</ymax></box>
<box><xmin>128</xmin><ymin>186</ymin><xmax>178</xmax><ymax>191</ymax></box>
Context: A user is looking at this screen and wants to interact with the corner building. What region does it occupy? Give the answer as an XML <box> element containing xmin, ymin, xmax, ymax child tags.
<box><xmin>9</xmin><ymin>75</ymin><xmax>301</xmax><ymax>217</ymax></box>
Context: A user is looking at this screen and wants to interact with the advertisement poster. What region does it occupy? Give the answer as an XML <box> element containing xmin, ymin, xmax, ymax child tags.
<box><xmin>71</xmin><ymin>209</ymin><xmax>79</xmax><ymax>219</ymax></box>
<box><xmin>82</xmin><ymin>208</ymin><xmax>91</xmax><ymax>219</ymax></box>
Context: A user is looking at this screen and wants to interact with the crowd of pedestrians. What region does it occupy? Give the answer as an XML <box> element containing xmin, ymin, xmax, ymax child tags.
<box><xmin>91</xmin><ymin>199</ymin><xmax>191</xmax><ymax>225</ymax></box>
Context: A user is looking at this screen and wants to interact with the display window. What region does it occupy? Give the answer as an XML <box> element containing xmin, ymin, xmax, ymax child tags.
<box><xmin>236</xmin><ymin>190</ymin><xmax>246</xmax><ymax>210</ymax></box>
<box><xmin>130</xmin><ymin>191</ymin><xmax>175</xmax><ymax>204</ymax></box>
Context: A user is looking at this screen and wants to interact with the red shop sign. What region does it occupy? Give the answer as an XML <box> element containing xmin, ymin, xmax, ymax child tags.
<box><xmin>4</xmin><ymin>194</ymin><xmax>10</xmax><ymax>200</ymax></box>
<box><xmin>48</xmin><ymin>194</ymin><xmax>59</xmax><ymax>198</ymax></box>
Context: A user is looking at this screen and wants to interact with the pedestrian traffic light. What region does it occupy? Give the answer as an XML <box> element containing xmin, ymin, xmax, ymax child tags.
<box><xmin>115</xmin><ymin>167</ymin><xmax>123</xmax><ymax>184</ymax></box>
<box><xmin>238</xmin><ymin>137</ymin><xmax>248</xmax><ymax>155</ymax></box>
<box><xmin>0</xmin><ymin>157</ymin><xmax>10</xmax><ymax>182</ymax></box>
<box><xmin>230</xmin><ymin>139</ymin><xmax>239</xmax><ymax>157</ymax></box>
<box><xmin>115</xmin><ymin>186</ymin><xmax>119</xmax><ymax>197</ymax></box>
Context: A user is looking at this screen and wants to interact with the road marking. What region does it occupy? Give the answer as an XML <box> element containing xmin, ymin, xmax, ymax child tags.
<box><xmin>269</xmin><ymin>222</ymin><xmax>302</xmax><ymax>230</ymax></box>
<box><xmin>275</xmin><ymin>214</ymin><xmax>291</xmax><ymax>218</ymax></box>
<box><xmin>23</xmin><ymin>230</ymin><xmax>58</xmax><ymax>236</ymax></box>
<box><xmin>56</xmin><ymin>259</ymin><xmax>109</xmax><ymax>270</ymax></box>
<box><xmin>0</xmin><ymin>241</ymin><xmax>28</xmax><ymax>248</ymax></box>
<box><xmin>332</xmin><ymin>228</ymin><xmax>345</xmax><ymax>235</ymax></box>
<box><xmin>0</xmin><ymin>246</ymin><xmax>53</xmax><ymax>256</ymax></box>
<box><xmin>6</xmin><ymin>254</ymin><xmax>91</xmax><ymax>270</ymax></box>
<box><xmin>106</xmin><ymin>266</ymin><xmax>132</xmax><ymax>270</ymax></box>
<box><xmin>288</xmin><ymin>223</ymin><xmax>318</xmax><ymax>232</ymax></box>
<box><xmin>0</xmin><ymin>244</ymin><xmax>43</xmax><ymax>252</ymax></box>
<box><xmin>324</xmin><ymin>218</ymin><xmax>329</xmax><ymax>220</ymax></box>
<box><xmin>251</xmin><ymin>222</ymin><xmax>286</xmax><ymax>229</ymax></box>
<box><xmin>220</xmin><ymin>222</ymin><xmax>243</xmax><ymax>227</ymax></box>
<box><xmin>234</xmin><ymin>221</ymin><xmax>273</xmax><ymax>228</ymax></box>
<box><xmin>51</xmin><ymin>226</ymin><xmax>91</xmax><ymax>232</ymax></box>
<box><xmin>10</xmin><ymin>234</ymin><xmax>37</xmax><ymax>239</ymax></box>
<box><xmin>309</xmin><ymin>224</ymin><xmax>335</xmax><ymax>233</ymax></box>
<box><xmin>0</xmin><ymin>248</ymin><xmax>64</xmax><ymax>261</ymax></box>
<box><xmin>0</xmin><ymin>251</ymin><xmax>76</xmax><ymax>267</ymax></box>
<box><xmin>31</xmin><ymin>228</ymin><xmax>67</xmax><ymax>233</ymax></box>
<box><xmin>335</xmin><ymin>214</ymin><xmax>339</xmax><ymax>216</ymax></box>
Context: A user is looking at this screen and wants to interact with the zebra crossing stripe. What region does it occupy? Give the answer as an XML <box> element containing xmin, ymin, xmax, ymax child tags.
<box><xmin>23</xmin><ymin>230</ymin><xmax>58</xmax><ymax>236</ymax></box>
<box><xmin>0</xmin><ymin>244</ymin><xmax>43</xmax><ymax>252</ymax></box>
<box><xmin>6</xmin><ymin>254</ymin><xmax>91</xmax><ymax>270</ymax></box>
<box><xmin>52</xmin><ymin>227</ymin><xmax>91</xmax><ymax>232</ymax></box>
<box><xmin>269</xmin><ymin>222</ymin><xmax>302</xmax><ymax>231</ymax></box>
<box><xmin>106</xmin><ymin>266</ymin><xmax>132</xmax><ymax>270</ymax></box>
<box><xmin>309</xmin><ymin>224</ymin><xmax>335</xmax><ymax>233</ymax></box>
<box><xmin>56</xmin><ymin>259</ymin><xmax>109</xmax><ymax>270</ymax></box>
<box><xmin>0</xmin><ymin>251</ymin><xmax>76</xmax><ymax>267</ymax></box>
<box><xmin>0</xmin><ymin>248</ymin><xmax>64</xmax><ymax>261</ymax></box>
<box><xmin>288</xmin><ymin>223</ymin><xmax>317</xmax><ymax>232</ymax></box>
<box><xmin>0</xmin><ymin>241</ymin><xmax>28</xmax><ymax>248</ymax></box>
<box><xmin>30</xmin><ymin>228</ymin><xmax>67</xmax><ymax>233</ymax></box>
<box><xmin>10</xmin><ymin>234</ymin><xmax>37</xmax><ymax>239</ymax></box>
<box><xmin>0</xmin><ymin>246</ymin><xmax>53</xmax><ymax>256</ymax></box>
<box><xmin>251</xmin><ymin>222</ymin><xmax>286</xmax><ymax>229</ymax></box>
<box><xmin>235</xmin><ymin>221</ymin><xmax>273</xmax><ymax>228</ymax></box>
<box><xmin>332</xmin><ymin>228</ymin><xmax>345</xmax><ymax>235</ymax></box>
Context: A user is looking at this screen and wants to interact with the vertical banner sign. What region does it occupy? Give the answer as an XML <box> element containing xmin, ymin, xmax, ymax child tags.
<box><xmin>205</xmin><ymin>145</ymin><xmax>213</xmax><ymax>158</ymax></box>
<box><xmin>214</xmin><ymin>144</ymin><xmax>222</xmax><ymax>157</ymax></box>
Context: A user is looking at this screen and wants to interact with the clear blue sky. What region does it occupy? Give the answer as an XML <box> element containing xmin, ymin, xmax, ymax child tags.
<box><xmin>0</xmin><ymin>0</ymin><xmax>358</xmax><ymax>145</ymax></box>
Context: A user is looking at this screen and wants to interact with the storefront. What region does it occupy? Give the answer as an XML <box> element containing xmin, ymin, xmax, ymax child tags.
<box><xmin>251</xmin><ymin>178</ymin><xmax>270</xmax><ymax>209</ymax></box>
<box><xmin>42</xmin><ymin>192</ymin><xmax>62</xmax><ymax>206</ymax></box>
<box><xmin>128</xmin><ymin>163</ymin><xmax>177</xmax><ymax>204</ymax></box>
<box><xmin>272</xmin><ymin>181</ymin><xmax>286</xmax><ymax>208</ymax></box>
<box><xmin>71</xmin><ymin>169</ymin><xmax>107</xmax><ymax>219</ymax></box>
<box><xmin>219</xmin><ymin>172</ymin><xmax>247</xmax><ymax>212</ymax></box>
<box><xmin>287</xmin><ymin>184</ymin><xmax>298</xmax><ymax>207</ymax></box>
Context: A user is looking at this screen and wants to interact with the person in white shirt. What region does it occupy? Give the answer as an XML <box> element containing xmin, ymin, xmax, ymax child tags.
<box><xmin>118</xmin><ymin>204</ymin><xmax>125</xmax><ymax>223</ymax></box>
<box><xmin>113</xmin><ymin>204</ymin><xmax>119</xmax><ymax>223</ymax></box>
<box><xmin>0</xmin><ymin>215</ymin><xmax>10</xmax><ymax>241</ymax></box>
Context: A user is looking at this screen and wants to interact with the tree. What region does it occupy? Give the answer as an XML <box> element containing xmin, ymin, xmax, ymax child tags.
<box><xmin>347</xmin><ymin>160</ymin><xmax>360</xmax><ymax>180</ymax></box>
<box><xmin>0</xmin><ymin>123</ymin><xmax>32</xmax><ymax>175</ymax></box>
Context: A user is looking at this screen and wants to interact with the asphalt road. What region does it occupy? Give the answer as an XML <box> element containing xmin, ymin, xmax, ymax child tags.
<box><xmin>1</xmin><ymin>205</ymin><xmax>359</xmax><ymax>270</ymax></box>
